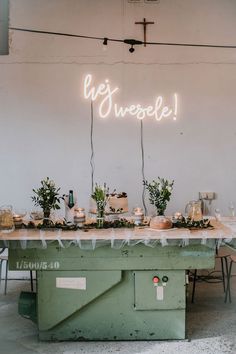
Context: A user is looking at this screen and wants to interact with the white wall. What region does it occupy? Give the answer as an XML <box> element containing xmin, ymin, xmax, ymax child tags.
<box><xmin>1</xmin><ymin>0</ymin><xmax>236</xmax><ymax>219</ymax></box>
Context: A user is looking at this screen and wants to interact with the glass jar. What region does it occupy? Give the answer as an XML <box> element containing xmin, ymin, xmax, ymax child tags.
<box><xmin>0</xmin><ymin>205</ymin><xmax>14</xmax><ymax>233</ymax></box>
<box><xmin>74</xmin><ymin>208</ymin><xmax>86</xmax><ymax>226</ymax></box>
<box><xmin>185</xmin><ymin>200</ymin><xmax>203</xmax><ymax>221</ymax></box>
<box><xmin>133</xmin><ymin>207</ymin><xmax>144</xmax><ymax>226</ymax></box>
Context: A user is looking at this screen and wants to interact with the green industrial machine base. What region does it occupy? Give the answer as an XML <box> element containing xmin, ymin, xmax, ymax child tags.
<box><xmin>10</xmin><ymin>242</ymin><xmax>215</xmax><ymax>341</ymax></box>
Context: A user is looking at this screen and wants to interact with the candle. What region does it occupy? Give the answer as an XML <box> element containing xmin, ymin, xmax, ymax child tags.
<box><xmin>135</xmin><ymin>207</ymin><xmax>143</xmax><ymax>215</ymax></box>
<box><xmin>174</xmin><ymin>212</ymin><xmax>183</xmax><ymax>220</ymax></box>
<box><xmin>74</xmin><ymin>208</ymin><xmax>86</xmax><ymax>225</ymax></box>
<box><xmin>13</xmin><ymin>214</ymin><xmax>22</xmax><ymax>220</ymax></box>
<box><xmin>133</xmin><ymin>207</ymin><xmax>144</xmax><ymax>225</ymax></box>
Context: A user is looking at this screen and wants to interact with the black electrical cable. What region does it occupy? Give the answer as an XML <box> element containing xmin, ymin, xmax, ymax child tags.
<box><xmin>9</xmin><ymin>27</ymin><xmax>236</xmax><ymax>49</ymax></box>
<box><xmin>140</xmin><ymin>121</ymin><xmax>147</xmax><ymax>216</ymax></box>
<box><xmin>90</xmin><ymin>101</ymin><xmax>95</xmax><ymax>193</ymax></box>
<box><xmin>9</xmin><ymin>27</ymin><xmax>124</xmax><ymax>43</ymax></box>
<box><xmin>145</xmin><ymin>41</ymin><xmax>236</xmax><ymax>49</ymax></box>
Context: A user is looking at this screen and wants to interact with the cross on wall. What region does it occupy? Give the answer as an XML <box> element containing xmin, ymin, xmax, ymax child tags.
<box><xmin>135</xmin><ymin>18</ymin><xmax>155</xmax><ymax>47</ymax></box>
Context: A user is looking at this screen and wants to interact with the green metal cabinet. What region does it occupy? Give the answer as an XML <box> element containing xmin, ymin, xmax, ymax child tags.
<box><xmin>9</xmin><ymin>242</ymin><xmax>215</xmax><ymax>341</ymax></box>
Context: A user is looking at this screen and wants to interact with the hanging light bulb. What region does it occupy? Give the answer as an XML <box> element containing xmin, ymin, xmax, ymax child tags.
<box><xmin>129</xmin><ymin>45</ymin><xmax>135</xmax><ymax>53</ymax></box>
<box><xmin>103</xmin><ymin>37</ymin><xmax>108</xmax><ymax>51</ymax></box>
<box><xmin>103</xmin><ymin>38</ymin><xmax>108</xmax><ymax>45</ymax></box>
<box><xmin>124</xmin><ymin>39</ymin><xmax>142</xmax><ymax>53</ymax></box>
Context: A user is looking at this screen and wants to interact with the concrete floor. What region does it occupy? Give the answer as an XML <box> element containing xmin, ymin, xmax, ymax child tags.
<box><xmin>0</xmin><ymin>276</ymin><xmax>236</xmax><ymax>354</ymax></box>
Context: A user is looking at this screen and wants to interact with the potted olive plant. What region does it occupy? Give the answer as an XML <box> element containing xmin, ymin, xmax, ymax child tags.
<box><xmin>32</xmin><ymin>177</ymin><xmax>61</xmax><ymax>224</ymax></box>
<box><xmin>144</xmin><ymin>178</ymin><xmax>174</xmax><ymax>216</ymax></box>
<box><xmin>144</xmin><ymin>177</ymin><xmax>174</xmax><ymax>229</ymax></box>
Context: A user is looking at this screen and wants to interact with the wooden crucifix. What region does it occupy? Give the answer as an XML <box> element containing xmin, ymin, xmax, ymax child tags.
<box><xmin>135</xmin><ymin>18</ymin><xmax>155</xmax><ymax>47</ymax></box>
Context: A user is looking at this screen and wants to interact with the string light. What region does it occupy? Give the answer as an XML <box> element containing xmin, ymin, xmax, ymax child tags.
<box><xmin>129</xmin><ymin>45</ymin><xmax>135</xmax><ymax>53</ymax></box>
<box><xmin>124</xmin><ymin>39</ymin><xmax>143</xmax><ymax>53</ymax></box>
<box><xmin>103</xmin><ymin>37</ymin><xmax>108</xmax><ymax>46</ymax></box>
<box><xmin>9</xmin><ymin>27</ymin><xmax>236</xmax><ymax>54</ymax></box>
<box><xmin>102</xmin><ymin>37</ymin><xmax>108</xmax><ymax>52</ymax></box>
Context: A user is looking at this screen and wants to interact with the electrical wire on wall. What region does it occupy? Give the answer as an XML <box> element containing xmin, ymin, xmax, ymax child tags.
<box><xmin>90</xmin><ymin>103</ymin><xmax>148</xmax><ymax>211</ymax></box>
<box><xmin>90</xmin><ymin>100</ymin><xmax>95</xmax><ymax>193</ymax></box>
<box><xmin>140</xmin><ymin>120</ymin><xmax>147</xmax><ymax>216</ymax></box>
<box><xmin>9</xmin><ymin>27</ymin><xmax>236</xmax><ymax>53</ymax></box>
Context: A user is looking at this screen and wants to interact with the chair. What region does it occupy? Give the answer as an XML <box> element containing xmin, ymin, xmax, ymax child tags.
<box><xmin>0</xmin><ymin>249</ymin><xmax>8</xmax><ymax>295</ymax></box>
<box><xmin>191</xmin><ymin>249</ymin><xmax>229</xmax><ymax>303</ymax></box>
<box><xmin>225</xmin><ymin>255</ymin><xmax>236</xmax><ymax>303</ymax></box>
<box><xmin>0</xmin><ymin>248</ymin><xmax>34</xmax><ymax>295</ymax></box>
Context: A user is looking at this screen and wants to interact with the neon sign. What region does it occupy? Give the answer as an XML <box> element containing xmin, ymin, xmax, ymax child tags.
<box><xmin>83</xmin><ymin>74</ymin><xmax>178</xmax><ymax>121</ymax></box>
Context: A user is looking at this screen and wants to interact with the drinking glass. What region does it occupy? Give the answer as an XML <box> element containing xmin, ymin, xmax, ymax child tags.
<box><xmin>228</xmin><ymin>202</ymin><xmax>235</xmax><ymax>217</ymax></box>
<box><xmin>214</xmin><ymin>208</ymin><xmax>221</xmax><ymax>221</ymax></box>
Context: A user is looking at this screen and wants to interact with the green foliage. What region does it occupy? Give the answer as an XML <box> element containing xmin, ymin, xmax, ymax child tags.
<box><xmin>23</xmin><ymin>218</ymin><xmax>135</xmax><ymax>231</ymax></box>
<box><xmin>32</xmin><ymin>177</ymin><xmax>61</xmax><ymax>213</ymax></box>
<box><xmin>90</xmin><ymin>218</ymin><xmax>135</xmax><ymax>229</ymax></box>
<box><xmin>91</xmin><ymin>183</ymin><xmax>109</xmax><ymax>212</ymax></box>
<box><xmin>143</xmin><ymin>178</ymin><xmax>174</xmax><ymax>215</ymax></box>
<box><xmin>91</xmin><ymin>183</ymin><xmax>109</xmax><ymax>203</ymax></box>
<box><xmin>174</xmin><ymin>217</ymin><xmax>213</xmax><ymax>229</ymax></box>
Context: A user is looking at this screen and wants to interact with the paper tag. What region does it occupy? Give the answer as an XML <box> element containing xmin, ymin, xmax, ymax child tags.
<box><xmin>156</xmin><ymin>286</ymin><xmax>164</xmax><ymax>300</ymax></box>
<box><xmin>56</xmin><ymin>277</ymin><xmax>86</xmax><ymax>290</ymax></box>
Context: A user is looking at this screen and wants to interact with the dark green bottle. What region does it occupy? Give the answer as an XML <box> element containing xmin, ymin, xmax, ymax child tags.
<box><xmin>68</xmin><ymin>190</ymin><xmax>74</xmax><ymax>209</ymax></box>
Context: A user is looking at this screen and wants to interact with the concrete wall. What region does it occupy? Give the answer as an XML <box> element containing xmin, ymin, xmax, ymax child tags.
<box><xmin>1</xmin><ymin>0</ymin><xmax>236</xmax><ymax>219</ymax></box>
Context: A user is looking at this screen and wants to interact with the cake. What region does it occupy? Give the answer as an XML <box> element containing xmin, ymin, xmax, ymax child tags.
<box><xmin>107</xmin><ymin>192</ymin><xmax>128</xmax><ymax>214</ymax></box>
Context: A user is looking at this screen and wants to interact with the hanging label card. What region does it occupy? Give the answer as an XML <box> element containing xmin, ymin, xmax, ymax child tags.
<box><xmin>56</xmin><ymin>277</ymin><xmax>86</xmax><ymax>290</ymax></box>
<box><xmin>156</xmin><ymin>286</ymin><xmax>164</xmax><ymax>300</ymax></box>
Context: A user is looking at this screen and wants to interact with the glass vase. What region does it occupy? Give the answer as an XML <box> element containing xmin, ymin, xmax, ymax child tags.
<box><xmin>96</xmin><ymin>207</ymin><xmax>105</xmax><ymax>228</ymax></box>
<box><xmin>155</xmin><ymin>207</ymin><xmax>165</xmax><ymax>217</ymax></box>
<box><xmin>43</xmin><ymin>209</ymin><xmax>51</xmax><ymax>226</ymax></box>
